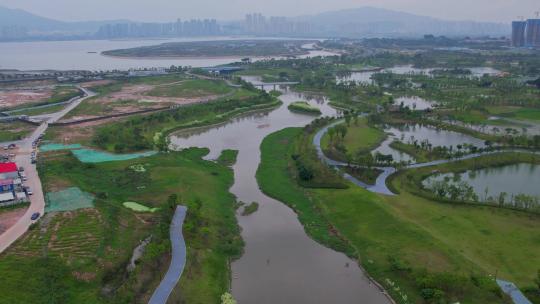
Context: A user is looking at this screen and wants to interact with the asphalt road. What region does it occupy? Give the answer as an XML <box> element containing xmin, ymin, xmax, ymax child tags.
<box><xmin>149</xmin><ymin>206</ymin><xmax>188</xmax><ymax>304</ymax></box>
<box><xmin>0</xmin><ymin>87</ymin><xmax>95</xmax><ymax>254</ymax></box>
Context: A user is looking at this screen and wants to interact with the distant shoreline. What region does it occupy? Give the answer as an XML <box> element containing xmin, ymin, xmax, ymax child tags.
<box><xmin>100</xmin><ymin>51</ymin><xmax>309</xmax><ymax>60</ymax></box>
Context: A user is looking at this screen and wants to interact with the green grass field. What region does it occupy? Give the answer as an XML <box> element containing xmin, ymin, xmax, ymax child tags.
<box><xmin>486</xmin><ymin>106</ymin><xmax>540</xmax><ymax>122</ymax></box>
<box><xmin>257</xmin><ymin>127</ymin><xmax>538</xmax><ymax>304</ymax></box>
<box><xmin>0</xmin><ymin>120</ymin><xmax>35</xmax><ymax>141</ymax></box>
<box><xmin>0</xmin><ymin>148</ymin><xmax>242</xmax><ymax>304</ymax></box>
<box><xmin>146</xmin><ymin>79</ymin><xmax>232</xmax><ymax>98</ymax></box>
<box><xmin>321</xmin><ymin>118</ymin><xmax>386</xmax><ymax>162</ymax></box>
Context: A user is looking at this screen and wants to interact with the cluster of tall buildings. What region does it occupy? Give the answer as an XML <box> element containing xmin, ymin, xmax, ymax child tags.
<box><xmin>244</xmin><ymin>13</ymin><xmax>312</xmax><ymax>36</ymax></box>
<box><xmin>96</xmin><ymin>19</ymin><xmax>220</xmax><ymax>39</ymax></box>
<box><xmin>512</xmin><ymin>17</ymin><xmax>540</xmax><ymax>47</ymax></box>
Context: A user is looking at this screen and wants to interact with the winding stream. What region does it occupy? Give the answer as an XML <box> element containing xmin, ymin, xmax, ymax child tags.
<box><xmin>170</xmin><ymin>85</ymin><xmax>390</xmax><ymax>303</ymax></box>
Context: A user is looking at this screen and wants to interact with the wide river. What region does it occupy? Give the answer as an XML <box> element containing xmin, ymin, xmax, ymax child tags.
<box><xmin>0</xmin><ymin>37</ymin><xmax>335</xmax><ymax>71</ymax></box>
<box><xmin>170</xmin><ymin>81</ymin><xmax>390</xmax><ymax>303</ymax></box>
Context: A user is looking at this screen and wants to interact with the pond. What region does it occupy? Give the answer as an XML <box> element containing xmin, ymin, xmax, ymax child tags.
<box><xmin>336</xmin><ymin>65</ymin><xmax>501</xmax><ymax>85</ymax></box>
<box><xmin>372</xmin><ymin>137</ymin><xmax>415</xmax><ymax>163</ymax></box>
<box><xmin>395</xmin><ymin>96</ymin><xmax>436</xmax><ymax>110</ymax></box>
<box><xmin>423</xmin><ymin>163</ymin><xmax>540</xmax><ymax>201</ymax></box>
<box><xmin>170</xmin><ymin>83</ymin><xmax>389</xmax><ymax>303</ymax></box>
<box><xmin>372</xmin><ymin>124</ymin><xmax>486</xmax><ymax>163</ymax></box>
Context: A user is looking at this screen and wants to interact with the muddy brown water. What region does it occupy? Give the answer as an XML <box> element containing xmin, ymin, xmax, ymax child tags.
<box><xmin>170</xmin><ymin>84</ymin><xmax>390</xmax><ymax>304</ymax></box>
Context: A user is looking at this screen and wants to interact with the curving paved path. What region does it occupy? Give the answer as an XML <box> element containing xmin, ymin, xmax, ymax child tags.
<box><xmin>313</xmin><ymin>119</ymin><xmax>540</xmax><ymax>196</ymax></box>
<box><xmin>149</xmin><ymin>206</ymin><xmax>188</xmax><ymax>304</ymax></box>
<box><xmin>0</xmin><ymin>87</ymin><xmax>95</xmax><ymax>254</ymax></box>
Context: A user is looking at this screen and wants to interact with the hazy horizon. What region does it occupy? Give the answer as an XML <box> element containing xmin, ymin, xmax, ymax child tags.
<box><xmin>0</xmin><ymin>0</ymin><xmax>539</xmax><ymax>23</ymax></box>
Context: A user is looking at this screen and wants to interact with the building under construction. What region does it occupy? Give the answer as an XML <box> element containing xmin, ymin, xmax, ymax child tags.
<box><xmin>525</xmin><ymin>19</ymin><xmax>540</xmax><ymax>47</ymax></box>
<box><xmin>512</xmin><ymin>21</ymin><xmax>527</xmax><ymax>47</ymax></box>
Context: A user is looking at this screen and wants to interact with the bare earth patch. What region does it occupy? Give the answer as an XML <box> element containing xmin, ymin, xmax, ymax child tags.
<box><xmin>0</xmin><ymin>88</ymin><xmax>52</xmax><ymax>108</ymax></box>
<box><xmin>0</xmin><ymin>207</ymin><xmax>28</xmax><ymax>234</ymax></box>
<box><xmin>61</xmin><ymin>81</ymin><xmax>225</xmax><ymax>122</ymax></box>
<box><xmin>102</xmin><ymin>83</ymin><xmax>220</xmax><ymax>105</ymax></box>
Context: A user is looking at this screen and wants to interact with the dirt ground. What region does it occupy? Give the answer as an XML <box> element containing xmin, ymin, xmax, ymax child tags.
<box><xmin>62</xmin><ymin>81</ymin><xmax>224</xmax><ymax>122</ymax></box>
<box><xmin>98</xmin><ymin>82</ymin><xmax>220</xmax><ymax>105</ymax></box>
<box><xmin>0</xmin><ymin>88</ymin><xmax>52</xmax><ymax>108</ymax></box>
<box><xmin>0</xmin><ymin>207</ymin><xmax>28</xmax><ymax>234</ymax></box>
<box><xmin>49</xmin><ymin>114</ymin><xmax>144</xmax><ymax>143</ymax></box>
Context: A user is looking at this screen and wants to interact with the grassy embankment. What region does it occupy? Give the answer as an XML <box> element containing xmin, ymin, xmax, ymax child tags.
<box><xmin>389</xmin><ymin>141</ymin><xmax>435</xmax><ymax>163</ymax></box>
<box><xmin>321</xmin><ymin>117</ymin><xmax>386</xmax><ymax>163</ymax></box>
<box><xmin>0</xmin><ymin>148</ymin><xmax>242</xmax><ymax>304</ymax></box>
<box><xmin>257</xmin><ymin>127</ymin><xmax>540</xmax><ymax>304</ymax></box>
<box><xmin>287</xmin><ymin>101</ymin><xmax>321</xmax><ymax>115</ymax></box>
<box><xmin>0</xmin><ymin>120</ymin><xmax>35</xmax><ymax>141</ymax></box>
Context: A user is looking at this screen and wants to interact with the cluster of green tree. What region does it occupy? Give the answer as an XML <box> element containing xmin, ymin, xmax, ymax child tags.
<box><xmin>372</xmin><ymin>71</ymin><xmax>540</xmax><ymax>110</ymax></box>
<box><xmin>427</xmin><ymin>177</ymin><xmax>540</xmax><ymax>212</ymax></box>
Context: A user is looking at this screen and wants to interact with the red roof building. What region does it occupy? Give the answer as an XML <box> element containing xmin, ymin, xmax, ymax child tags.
<box><xmin>0</xmin><ymin>163</ymin><xmax>17</xmax><ymax>174</ymax></box>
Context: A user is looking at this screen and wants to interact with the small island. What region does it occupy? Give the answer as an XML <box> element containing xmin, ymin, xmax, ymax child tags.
<box><xmin>102</xmin><ymin>39</ymin><xmax>314</xmax><ymax>58</ymax></box>
<box><xmin>287</xmin><ymin>101</ymin><xmax>322</xmax><ymax>115</ymax></box>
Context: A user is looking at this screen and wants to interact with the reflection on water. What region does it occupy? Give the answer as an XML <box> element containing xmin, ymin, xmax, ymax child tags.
<box><xmin>373</xmin><ymin>137</ymin><xmax>415</xmax><ymax>163</ymax></box>
<box><xmin>395</xmin><ymin>96</ymin><xmax>436</xmax><ymax>110</ymax></box>
<box><xmin>424</xmin><ymin>163</ymin><xmax>540</xmax><ymax>200</ymax></box>
<box><xmin>170</xmin><ymin>84</ymin><xmax>389</xmax><ymax>304</ymax></box>
<box><xmin>336</xmin><ymin>65</ymin><xmax>502</xmax><ymax>85</ymax></box>
<box><xmin>373</xmin><ymin>124</ymin><xmax>486</xmax><ymax>163</ymax></box>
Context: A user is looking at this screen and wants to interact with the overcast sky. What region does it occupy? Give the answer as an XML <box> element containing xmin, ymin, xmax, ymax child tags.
<box><xmin>0</xmin><ymin>0</ymin><xmax>538</xmax><ymax>23</ymax></box>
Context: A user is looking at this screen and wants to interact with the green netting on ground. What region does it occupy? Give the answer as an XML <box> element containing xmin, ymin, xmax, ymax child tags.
<box><xmin>72</xmin><ymin>149</ymin><xmax>157</xmax><ymax>163</ymax></box>
<box><xmin>45</xmin><ymin>187</ymin><xmax>94</xmax><ymax>212</ymax></box>
<box><xmin>39</xmin><ymin>143</ymin><xmax>82</xmax><ymax>152</ymax></box>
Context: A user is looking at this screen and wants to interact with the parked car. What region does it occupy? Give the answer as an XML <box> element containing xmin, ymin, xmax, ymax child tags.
<box><xmin>25</xmin><ymin>188</ymin><xmax>33</xmax><ymax>195</ymax></box>
<box><xmin>8</xmin><ymin>144</ymin><xmax>16</xmax><ymax>149</ymax></box>
<box><xmin>31</xmin><ymin>212</ymin><xmax>40</xmax><ymax>220</ymax></box>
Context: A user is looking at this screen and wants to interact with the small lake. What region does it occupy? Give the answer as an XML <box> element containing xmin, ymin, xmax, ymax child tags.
<box><xmin>385</xmin><ymin>124</ymin><xmax>486</xmax><ymax>149</ymax></box>
<box><xmin>372</xmin><ymin>124</ymin><xmax>486</xmax><ymax>163</ymax></box>
<box><xmin>395</xmin><ymin>96</ymin><xmax>436</xmax><ymax>110</ymax></box>
<box><xmin>336</xmin><ymin>65</ymin><xmax>502</xmax><ymax>85</ymax></box>
<box><xmin>372</xmin><ymin>137</ymin><xmax>415</xmax><ymax>163</ymax></box>
<box><xmin>423</xmin><ymin>163</ymin><xmax>540</xmax><ymax>200</ymax></box>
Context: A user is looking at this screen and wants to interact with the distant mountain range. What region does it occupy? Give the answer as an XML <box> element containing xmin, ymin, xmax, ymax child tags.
<box><xmin>0</xmin><ymin>5</ymin><xmax>509</xmax><ymax>38</ymax></box>
<box><xmin>296</xmin><ymin>7</ymin><xmax>509</xmax><ymax>37</ymax></box>
<box><xmin>0</xmin><ymin>5</ymin><xmax>128</xmax><ymax>34</ymax></box>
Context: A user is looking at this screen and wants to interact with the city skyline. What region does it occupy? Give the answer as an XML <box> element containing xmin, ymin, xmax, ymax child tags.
<box><xmin>0</xmin><ymin>0</ymin><xmax>539</xmax><ymax>23</ymax></box>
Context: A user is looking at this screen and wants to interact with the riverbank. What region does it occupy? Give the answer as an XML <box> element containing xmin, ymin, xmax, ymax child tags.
<box><xmin>259</xmin><ymin>127</ymin><xmax>540</xmax><ymax>304</ymax></box>
<box><xmin>257</xmin><ymin>129</ymin><xmax>516</xmax><ymax>303</ymax></box>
